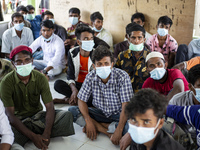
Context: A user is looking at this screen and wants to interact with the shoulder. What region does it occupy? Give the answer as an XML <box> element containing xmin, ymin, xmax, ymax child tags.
<box><xmin>23</xmin><ymin>27</ymin><xmax>32</xmax><ymax>33</ymax></box>
<box><xmin>169</xmin><ymin>91</ymin><xmax>188</xmax><ymax>105</ymax></box>
<box><xmin>113</xmin><ymin>67</ymin><xmax>130</xmax><ymax>80</ymax></box>
<box><xmin>142</xmin><ymin>77</ymin><xmax>153</xmax><ymax>87</ymax></box>
<box><xmin>168</xmin><ymin>34</ymin><xmax>177</xmax><ymax>42</ymax></box>
<box><xmin>53</xmin><ymin>34</ymin><xmax>64</xmax><ymax>43</ymax></box>
<box><xmin>102</xmin><ymin>28</ymin><xmax>112</xmax><ymax>35</ymax></box>
<box><xmin>189</xmin><ymin>38</ymin><xmax>200</xmax><ymax>46</ymax></box>
<box><xmin>3</xmin><ymin>28</ymin><xmax>12</xmax><ymax>36</ymax></box>
<box><xmin>1</xmin><ymin>70</ymin><xmax>15</xmax><ymax>84</ymax></box>
<box><xmin>85</xmin><ymin>69</ymin><xmax>96</xmax><ymax>81</ymax></box>
<box><xmin>55</xmin><ymin>24</ymin><xmax>66</xmax><ymax>31</ymax></box>
<box><xmin>69</xmin><ymin>46</ymin><xmax>80</xmax><ymax>56</ymax></box>
<box><xmin>168</xmin><ymin>69</ymin><xmax>183</xmax><ymax>77</ymax></box>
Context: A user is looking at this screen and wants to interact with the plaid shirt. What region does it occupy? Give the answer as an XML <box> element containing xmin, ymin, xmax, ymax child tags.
<box><xmin>77</xmin><ymin>67</ymin><xmax>133</xmax><ymax>117</ymax></box>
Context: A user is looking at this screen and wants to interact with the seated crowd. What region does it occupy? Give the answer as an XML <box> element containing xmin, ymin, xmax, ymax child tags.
<box><xmin>1</xmin><ymin>4</ymin><xmax>200</xmax><ymax>150</ymax></box>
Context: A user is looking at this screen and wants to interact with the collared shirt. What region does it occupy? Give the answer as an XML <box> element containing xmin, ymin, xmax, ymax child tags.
<box><xmin>0</xmin><ymin>59</ymin><xmax>14</xmax><ymax>82</ymax></box>
<box><xmin>146</xmin><ymin>34</ymin><xmax>178</xmax><ymax>62</ymax></box>
<box><xmin>77</xmin><ymin>67</ymin><xmax>133</xmax><ymax>117</ymax></box>
<box><xmin>30</xmin><ymin>34</ymin><xmax>66</xmax><ymax>69</ymax></box>
<box><xmin>8</xmin><ymin>20</ymin><xmax>31</xmax><ymax>29</ymax></box>
<box><xmin>0</xmin><ymin>100</ymin><xmax>14</xmax><ymax>145</ymax></box>
<box><xmin>1</xmin><ymin>27</ymin><xmax>34</xmax><ymax>54</ymax></box>
<box><xmin>0</xmin><ymin>70</ymin><xmax>52</xmax><ymax>118</ymax></box>
<box><xmin>115</xmin><ymin>47</ymin><xmax>150</xmax><ymax>93</ymax></box>
<box><xmin>28</xmin><ymin>15</ymin><xmax>42</xmax><ymax>39</ymax></box>
<box><xmin>188</xmin><ymin>39</ymin><xmax>200</xmax><ymax>60</ymax></box>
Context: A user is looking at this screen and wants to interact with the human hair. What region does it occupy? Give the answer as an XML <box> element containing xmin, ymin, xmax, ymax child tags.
<box><xmin>157</xmin><ymin>15</ymin><xmax>173</xmax><ymax>27</ymax></box>
<box><xmin>125</xmin><ymin>88</ymin><xmax>168</xmax><ymax>119</ymax></box>
<box><xmin>16</xmin><ymin>5</ymin><xmax>27</xmax><ymax>13</ymax></box>
<box><xmin>188</xmin><ymin>64</ymin><xmax>200</xmax><ymax>85</ymax></box>
<box><xmin>90</xmin><ymin>11</ymin><xmax>103</xmax><ymax>22</ymax></box>
<box><xmin>41</xmin><ymin>10</ymin><xmax>54</xmax><ymax>19</ymax></box>
<box><xmin>131</xmin><ymin>12</ymin><xmax>145</xmax><ymax>23</ymax></box>
<box><xmin>69</xmin><ymin>7</ymin><xmax>80</xmax><ymax>15</ymax></box>
<box><xmin>92</xmin><ymin>45</ymin><xmax>114</xmax><ymax>64</ymax></box>
<box><xmin>127</xmin><ymin>23</ymin><xmax>145</xmax><ymax>38</ymax></box>
<box><xmin>12</xmin><ymin>50</ymin><xmax>32</xmax><ymax>61</ymax></box>
<box><xmin>26</xmin><ymin>5</ymin><xmax>35</xmax><ymax>11</ymax></box>
<box><xmin>11</xmin><ymin>12</ymin><xmax>24</xmax><ymax>21</ymax></box>
<box><xmin>75</xmin><ymin>24</ymin><xmax>94</xmax><ymax>40</ymax></box>
<box><xmin>41</xmin><ymin>20</ymin><xmax>54</xmax><ymax>29</ymax></box>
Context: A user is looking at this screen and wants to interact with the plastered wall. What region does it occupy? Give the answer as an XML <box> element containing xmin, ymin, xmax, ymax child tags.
<box><xmin>50</xmin><ymin>0</ymin><xmax>195</xmax><ymax>45</ymax></box>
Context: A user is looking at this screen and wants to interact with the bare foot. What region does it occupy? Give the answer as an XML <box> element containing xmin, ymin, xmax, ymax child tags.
<box><xmin>53</xmin><ymin>97</ymin><xmax>70</xmax><ymax>104</ymax></box>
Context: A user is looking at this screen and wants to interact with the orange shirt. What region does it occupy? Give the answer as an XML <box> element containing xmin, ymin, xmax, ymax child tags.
<box><xmin>77</xmin><ymin>54</ymin><xmax>89</xmax><ymax>83</ymax></box>
<box><xmin>186</xmin><ymin>56</ymin><xmax>200</xmax><ymax>70</ymax></box>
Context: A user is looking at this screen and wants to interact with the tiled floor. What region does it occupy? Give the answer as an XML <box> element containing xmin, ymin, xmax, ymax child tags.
<box><xmin>24</xmin><ymin>73</ymin><xmax>126</xmax><ymax>150</ymax></box>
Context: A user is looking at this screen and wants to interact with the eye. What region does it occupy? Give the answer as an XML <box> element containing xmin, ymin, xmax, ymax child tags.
<box><xmin>144</xmin><ymin>120</ymin><xmax>150</xmax><ymax>125</ymax></box>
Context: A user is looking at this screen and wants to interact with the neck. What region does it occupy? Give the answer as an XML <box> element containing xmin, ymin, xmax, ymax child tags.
<box><xmin>17</xmin><ymin>73</ymin><xmax>31</xmax><ymax>85</ymax></box>
<box><xmin>158</xmin><ymin>70</ymin><xmax>167</xmax><ymax>84</ymax></box>
<box><xmin>157</xmin><ymin>34</ymin><xmax>167</xmax><ymax>40</ymax></box>
<box><xmin>15</xmin><ymin>30</ymin><xmax>22</xmax><ymax>38</ymax></box>
<box><xmin>144</xmin><ymin>136</ymin><xmax>156</xmax><ymax>150</ymax></box>
<box><xmin>80</xmin><ymin>48</ymin><xmax>90</xmax><ymax>57</ymax></box>
<box><xmin>133</xmin><ymin>50</ymin><xmax>143</xmax><ymax>57</ymax></box>
<box><xmin>101</xmin><ymin>74</ymin><xmax>111</xmax><ymax>84</ymax></box>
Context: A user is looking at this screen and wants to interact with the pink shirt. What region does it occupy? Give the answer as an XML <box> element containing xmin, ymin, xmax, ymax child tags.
<box><xmin>146</xmin><ymin>34</ymin><xmax>178</xmax><ymax>62</ymax></box>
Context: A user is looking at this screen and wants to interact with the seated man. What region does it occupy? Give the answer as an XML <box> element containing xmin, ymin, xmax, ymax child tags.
<box><xmin>8</xmin><ymin>5</ymin><xmax>31</xmax><ymax>28</ymax></box>
<box><xmin>125</xmin><ymin>88</ymin><xmax>185</xmax><ymax>150</ymax></box>
<box><xmin>30</xmin><ymin>20</ymin><xmax>66</xmax><ymax>77</ymax></box>
<box><xmin>0</xmin><ymin>45</ymin><xmax>74</xmax><ymax>150</ymax></box>
<box><xmin>26</xmin><ymin>5</ymin><xmax>42</xmax><ymax>39</ymax></box>
<box><xmin>0</xmin><ymin>58</ymin><xmax>14</xmax><ymax>82</ymax></box>
<box><xmin>142</xmin><ymin>52</ymin><xmax>189</xmax><ymax>100</ymax></box>
<box><xmin>0</xmin><ymin>100</ymin><xmax>14</xmax><ymax>150</ymax></box>
<box><xmin>146</xmin><ymin>16</ymin><xmax>178</xmax><ymax>68</ymax></box>
<box><xmin>2</xmin><ymin>12</ymin><xmax>34</xmax><ymax>58</ymax></box>
<box><xmin>54</xmin><ymin>24</ymin><xmax>94</xmax><ymax>105</ymax></box>
<box><xmin>68</xmin><ymin>45</ymin><xmax>133</xmax><ymax>145</ymax></box>
<box><xmin>90</xmin><ymin>11</ymin><xmax>113</xmax><ymax>52</ymax></box>
<box><xmin>115</xmin><ymin>23</ymin><xmax>150</xmax><ymax>93</ymax></box>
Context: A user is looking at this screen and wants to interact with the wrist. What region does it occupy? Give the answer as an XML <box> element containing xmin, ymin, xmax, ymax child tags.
<box><xmin>42</xmin><ymin>70</ymin><xmax>48</xmax><ymax>75</ymax></box>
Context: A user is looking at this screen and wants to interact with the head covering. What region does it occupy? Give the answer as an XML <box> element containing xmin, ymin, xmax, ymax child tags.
<box><xmin>145</xmin><ymin>52</ymin><xmax>165</xmax><ymax>63</ymax></box>
<box><xmin>10</xmin><ymin>45</ymin><xmax>32</xmax><ymax>60</ymax></box>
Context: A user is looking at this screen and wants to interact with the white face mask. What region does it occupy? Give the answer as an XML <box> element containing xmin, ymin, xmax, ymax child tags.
<box><xmin>69</xmin><ymin>17</ymin><xmax>79</xmax><ymax>25</ymax></box>
<box><xmin>157</xmin><ymin>28</ymin><xmax>168</xmax><ymax>37</ymax></box>
<box><xmin>81</xmin><ymin>40</ymin><xmax>95</xmax><ymax>51</ymax></box>
<box><xmin>128</xmin><ymin>119</ymin><xmax>160</xmax><ymax>144</ymax></box>
<box><xmin>150</xmin><ymin>67</ymin><xmax>166</xmax><ymax>80</ymax></box>
<box><xmin>96</xmin><ymin>66</ymin><xmax>111</xmax><ymax>79</ymax></box>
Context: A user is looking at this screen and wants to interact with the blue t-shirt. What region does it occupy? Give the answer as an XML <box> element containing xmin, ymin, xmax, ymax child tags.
<box><xmin>28</xmin><ymin>15</ymin><xmax>42</xmax><ymax>39</ymax></box>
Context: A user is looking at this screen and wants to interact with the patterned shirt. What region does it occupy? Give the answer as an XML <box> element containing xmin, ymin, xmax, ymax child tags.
<box><xmin>146</xmin><ymin>34</ymin><xmax>178</xmax><ymax>62</ymax></box>
<box><xmin>77</xmin><ymin>67</ymin><xmax>133</xmax><ymax>117</ymax></box>
<box><xmin>115</xmin><ymin>47</ymin><xmax>150</xmax><ymax>93</ymax></box>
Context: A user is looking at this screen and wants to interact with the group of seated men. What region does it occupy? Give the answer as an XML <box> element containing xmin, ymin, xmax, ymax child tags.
<box><xmin>1</xmin><ymin>4</ymin><xmax>200</xmax><ymax>150</ymax></box>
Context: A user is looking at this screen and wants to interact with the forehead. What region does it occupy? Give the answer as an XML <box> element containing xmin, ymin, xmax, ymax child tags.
<box><xmin>158</xmin><ymin>23</ymin><xmax>170</xmax><ymax>27</ymax></box>
<box><xmin>95</xmin><ymin>56</ymin><xmax>111</xmax><ymax>64</ymax></box>
<box><xmin>133</xmin><ymin>18</ymin><xmax>142</xmax><ymax>22</ymax></box>
<box><xmin>133</xmin><ymin>109</ymin><xmax>157</xmax><ymax>121</ymax></box>
<box><xmin>94</xmin><ymin>18</ymin><xmax>103</xmax><ymax>22</ymax></box>
<box><xmin>44</xmin><ymin>14</ymin><xmax>53</xmax><ymax>18</ymax></box>
<box><xmin>130</xmin><ymin>31</ymin><xmax>143</xmax><ymax>37</ymax></box>
<box><xmin>13</xmin><ymin>16</ymin><xmax>23</xmax><ymax>21</ymax></box>
<box><xmin>14</xmin><ymin>52</ymin><xmax>31</xmax><ymax>60</ymax></box>
<box><xmin>69</xmin><ymin>12</ymin><xmax>79</xmax><ymax>16</ymax></box>
<box><xmin>80</xmin><ymin>31</ymin><xmax>93</xmax><ymax>38</ymax></box>
<box><xmin>41</xmin><ymin>26</ymin><xmax>51</xmax><ymax>30</ymax></box>
<box><xmin>147</xmin><ymin>57</ymin><xmax>164</xmax><ymax>64</ymax></box>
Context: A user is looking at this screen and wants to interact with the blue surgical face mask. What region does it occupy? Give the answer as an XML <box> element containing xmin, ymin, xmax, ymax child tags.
<box><xmin>81</xmin><ymin>40</ymin><xmax>95</xmax><ymax>52</ymax></box>
<box><xmin>69</xmin><ymin>17</ymin><xmax>79</xmax><ymax>25</ymax></box>
<box><xmin>150</xmin><ymin>67</ymin><xmax>166</xmax><ymax>80</ymax></box>
<box><xmin>193</xmin><ymin>88</ymin><xmax>200</xmax><ymax>103</ymax></box>
<box><xmin>26</xmin><ymin>14</ymin><xmax>35</xmax><ymax>20</ymax></box>
<box><xmin>23</xmin><ymin>14</ymin><xmax>27</xmax><ymax>20</ymax></box>
<box><xmin>129</xmin><ymin>42</ymin><xmax>144</xmax><ymax>51</ymax></box>
<box><xmin>157</xmin><ymin>28</ymin><xmax>168</xmax><ymax>37</ymax></box>
<box><xmin>96</xmin><ymin>66</ymin><xmax>111</xmax><ymax>79</ymax></box>
<box><xmin>16</xmin><ymin>63</ymin><xmax>33</xmax><ymax>77</ymax></box>
<box><xmin>14</xmin><ymin>22</ymin><xmax>24</xmax><ymax>31</ymax></box>
<box><xmin>42</xmin><ymin>34</ymin><xmax>53</xmax><ymax>42</ymax></box>
<box><xmin>93</xmin><ymin>26</ymin><xmax>103</xmax><ymax>32</ymax></box>
<box><xmin>49</xmin><ymin>19</ymin><xmax>55</xmax><ymax>24</ymax></box>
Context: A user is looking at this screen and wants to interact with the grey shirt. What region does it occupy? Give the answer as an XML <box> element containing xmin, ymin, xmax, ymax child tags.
<box><xmin>188</xmin><ymin>38</ymin><xmax>200</xmax><ymax>60</ymax></box>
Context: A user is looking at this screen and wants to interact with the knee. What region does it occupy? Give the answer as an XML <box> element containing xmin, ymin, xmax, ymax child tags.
<box><xmin>68</xmin><ymin>106</ymin><xmax>81</xmax><ymax>122</ymax></box>
<box><xmin>54</xmin><ymin>80</ymin><xmax>63</xmax><ymax>91</ymax></box>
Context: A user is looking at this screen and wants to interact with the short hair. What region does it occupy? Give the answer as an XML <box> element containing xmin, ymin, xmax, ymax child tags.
<box><xmin>11</xmin><ymin>12</ymin><xmax>24</xmax><ymax>22</ymax></box>
<box><xmin>157</xmin><ymin>16</ymin><xmax>173</xmax><ymax>27</ymax></box>
<box><xmin>75</xmin><ymin>24</ymin><xmax>94</xmax><ymax>40</ymax></box>
<box><xmin>26</xmin><ymin>5</ymin><xmax>35</xmax><ymax>11</ymax></box>
<box><xmin>11</xmin><ymin>50</ymin><xmax>32</xmax><ymax>61</ymax></box>
<box><xmin>16</xmin><ymin>5</ymin><xmax>27</xmax><ymax>13</ymax></box>
<box><xmin>188</xmin><ymin>64</ymin><xmax>200</xmax><ymax>85</ymax></box>
<box><xmin>41</xmin><ymin>10</ymin><xmax>54</xmax><ymax>19</ymax></box>
<box><xmin>126</xmin><ymin>23</ymin><xmax>146</xmax><ymax>38</ymax></box>
<box><xmin>125</xmin><ymin>88</ymin><xmax>168</xmax><ymax>120</ymax></box>
<box><xmin>131</xmin><ymin>12</ymin><xmax>145</xmax><ymax>23</ymax></box>
<box><xmin>92</xmin><ymin>45</ymin><xmax>114</xmax><ymax>64</ymax></box>
<box><xmin>41</xmin><ymin>20</ymin><xmax>54</xmax><ymax>29</ymax></box>
<box><xmin>69</xmin><ymin>7</ymin><xmax>80</xmax><ymax>15</ymax></box>
<box><xmin>90</xmin><ymin>11</ymin><xmax>103</xmax><ymax>22</ymax></box>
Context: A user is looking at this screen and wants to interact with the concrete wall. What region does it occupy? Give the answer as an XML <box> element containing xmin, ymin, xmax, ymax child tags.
<box><xmin>50</xmin><ymin>0</ymin><xmax>195</xmax><ymax>45</ymax></box>
<box><xmin>193</xmin><ymin>0</ymin><xmax>200</xmax><ymax>38</ymax></box>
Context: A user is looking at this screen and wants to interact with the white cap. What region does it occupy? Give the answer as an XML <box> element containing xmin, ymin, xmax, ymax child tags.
<box><xmin>145</xmin><ymin>52</ymin><xmax>165</xmax><ymax>63</ymax></box>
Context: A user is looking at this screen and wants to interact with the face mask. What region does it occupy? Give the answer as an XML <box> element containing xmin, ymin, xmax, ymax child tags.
<box><xmin>81</xmin><ymin>40</ymin><xmax>95</xmax><ymax>51</ymax></box>
<box><xmin>96</xmin><ymin>66</ymin><xmax>111</xmax><ymax>79</ymax></box>
<box><xmin>42</xmin><ymin>35</ymin><xmax>53</xmax><ymax>42</ymax></box>
<box><xmin>128</xmin><ymin>119</ymin><xmax>160</xmax><ymax>144</ymax></box>
<box><xmin>49</xmin><ymin>19</ymin><xmax>55</xmax><ymax>24</ymax></box>
<box><xmin>26</xmin><ymin>14</ymin><xmax>35</xmax><ymax>20</ymax></box>
<box><xmin>129</xmin><ymin>43</ymin><xmax>144</xmax><ymax>51</ymax></box>
<box><xmin>14</xmin><ymin>22</ymin><xmax>24</xmax><ymax>31</ymax></box>
<box><xmin>193</xmin><ymin>88</ymin><xmax>200</xmax><ymax>102</ymax></box>
<box><xmin>69</xmin><ymin>17</ymin><xmax>79</xmax><ymax>25</ymax></box>
<box><xmin>15</xmin><ymin>63</ymin><xmax>33</xmax><ymax>77</ymax></box>
<box><xmin>150</xmin><ymin>67</ymin><xmax>166</xmax><ymax>80</ymax></box>
<box><xmin>93</xmin><ymin>26</ymin><xmax>103</xmax><ymax>32</ymax></box>
<box><xmin>157</xmin><ymin>28</ymin><xmax>168</xmax><ymax>36</ymax></box>
<box><xmin>23</xmin><ymin>14</ymin><xmax>27</xmax><ymax>20</ymax></box>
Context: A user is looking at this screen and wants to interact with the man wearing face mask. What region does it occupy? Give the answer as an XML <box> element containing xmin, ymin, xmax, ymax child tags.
<box><xmin>142</xmin><ymin>52</ymin><xmax>189</xmax><ymax>101</ymax></box>
<box><xmin>146</xmin><ymin>16</ymin><xmax>178</xmax><ymax>68</ymax></box>
<box><xmin>115</xmin><ymin>23</ymin><xmax>150</xmax><ymax>93</ymax></box>
<box><xmin>125</xmin><ymin>88</ymin><xmax>185</xmax><ymax>150</ymax></box>
<box><xmin>68</xmin><ymin>45</ymin><xmax>133</xmax><ymax>145</ymax></box>
<box><xmin>2</xmin><ymin>12</ymin><xmax>33</xmax><ymax>58</ymax></box>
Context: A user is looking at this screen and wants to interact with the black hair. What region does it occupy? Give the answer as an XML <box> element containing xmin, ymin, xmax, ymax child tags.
<box><xmin>69</xmin><ymin>7</ymin><xmax>80</xmax><ymax>15</ymax></box>
<box><xmin>41</xmin><ymin>10</ymin><xmax>54</xmax><ymax>19</ymax></box>
<box><xmin>26</xmin><ymin>5</ymin><xmax>35</xmax><ymax>11</ymax></box>
<box><xmin>16</xmin><ymin>5</ymin><xmax>27</xmax><ymax>13</ymax></box>
<box><xmin>90</xmin><ymin>11</ymin><xmax>103</xmax><ymax>22</ymax></box>
<box><xmin>12</xmin><ymin>50</ymin><xmax>32</xmax><ymax>61</ymax></box>
<box><xmin>92</xmin><ymin>45</ymin><xmax>114</xmax><ymax>64</ymax></box>
<box><xmin>75</xmin><ymin>24</ymin><xmax>94</xmax><ymax>40</ymax></box>
<box><xmin>126</xmin><ymin>23</ymin><xmax>146</xmax><ymax>38</ymax></box>
<box><xmin>157</xmin><ymin>16</ymin><xmax>173</xmax><ymax>27</ymax></box>
<box><xmin>125</xmin><ymin>88</ymin><xmax>168</xmax><ymax>120</ymax></box>
<box><xmin>131</xmin><ymin>12</ymin><xmax>145</xmax><ymax>23</ymax></box>
<box><xmin>11</xmin><ymin>12</ymin><xmax>24</xmax><ymax>21</ymax></box>
<box><xmin>41</xmin><ymin>20</ymin><xmax>54</xmax><ymax>29</ymax></box>
<box><xmin>188</xmin><ymin>64</ymin><xmax>200</xmax><ymax>85</ymax></box>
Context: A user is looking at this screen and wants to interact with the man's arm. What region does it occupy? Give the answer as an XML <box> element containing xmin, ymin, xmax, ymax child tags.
<box><xmin>172</xmin><ymin>62</ymin><xmax>185</xmax><ymax>71</ymax></box>
<box><xmin>69</xmin><ymin>83</ymin><xmax>78</xmax><ymax>105</ymax></box>
<box><xmin>0</xmin><ymin>143</ymin><xmax>11</xmax><ymax>150</ymax></box>
<box><xmin>27</xmin><ymin>29</ymin><xmax>34</xmax><ymax>46</ymax></box>
<box><xmin>168</xmin><ymin>52</ymin><xmax>176</xmax><ymax>68</ymax></box>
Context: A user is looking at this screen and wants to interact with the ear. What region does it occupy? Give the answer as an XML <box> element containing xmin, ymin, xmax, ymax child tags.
<box><xmin>77</xmin><ymin>39</ymin><xmax>81</xmax><ymax>46</ymax></box>
<box><xmin>91</xmin><ymin>21</ymin><xmax>94</xmax><ymax>27</ymax></box>
<box><xmin>157</xmin><ymin>118</ymin><xmax>164</xmax><ymax>130</ymax></box>
<box><xmin>164</xmin><ymin>61</ymin><xmax>168</xmax><ymax>69</ymax></box>
<box><xmin>110</xmin><ymin>62</ymin><xmax>114</xmax><ymax>69</ymax></box>
<box><xmin>11</xmin><ymin>61</ymin><xmax>17</xmax><ymax>70</ymax></box>
<box><xmin>78</xmin><ymin>15</ymin><xmax>81</xmax><ymax>20</ymax></box>
<box><xmin>141</xmin><ymin>21</ymin><xmax>145</xmax><ymax>27</ymax></box>
<box><xmin>189</xmin><ymin>83</ymin><xmax>195</xmax><ymax>95</ymax></box>
<box><xmin>143</xmin><ymin>37</ymin><xmax>146</xmax><ymax>43</ymax></box>
<box><xmin>156</xmin><ymin>25</ymin><xmax>158</xmax><ymax>30</ymax></box>
<box><xmin>92</xmin><ymin>64</ymin><xmax>96</xmax><ymax>70</ymax></box>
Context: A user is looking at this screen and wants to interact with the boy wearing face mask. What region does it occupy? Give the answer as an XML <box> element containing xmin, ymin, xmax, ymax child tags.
<box><xmin>142</xmin><ymin>52</ymin><xmax>189</xmax><ymax>101</ymax></box>
<box><xmin>126</xmin><ymin>88</ymin><xmax>185</xmax><ymax>150</ymax></box>
<box><xmin>146</xmin><ymin>16</ymin><xmax>178</xmax><ymax>68</ymax></box>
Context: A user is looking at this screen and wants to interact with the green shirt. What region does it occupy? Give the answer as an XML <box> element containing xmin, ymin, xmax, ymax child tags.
<box><xmin>0</xmin><ymin>70</ymin><xmax>52</xmax><ymax>118</ymax></box>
